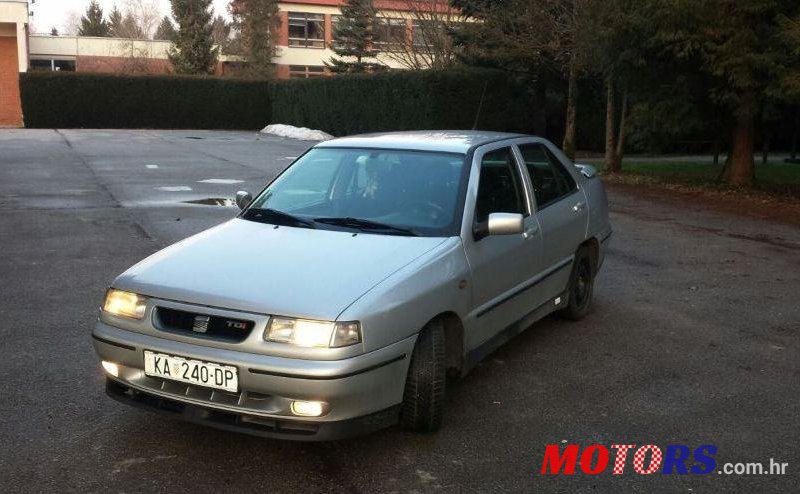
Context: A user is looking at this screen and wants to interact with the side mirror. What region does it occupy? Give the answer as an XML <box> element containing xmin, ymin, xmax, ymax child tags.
<box><xmin>235</xmin><ymin>190</ymin><xmax>253</xmax><ymax>210</ymax></box>
<box><xmin>574</xmin><ymin>163</ymin><xmax>597</xmax><ymax>179</ymax></box>
<box><xmin>488</xmin><ymin>212</ymin><xmax>524</xmax><ymax>235</ymax></box>
<box><xmin>474</xmin><ymin>212</ymin><xmax>524</xmax><ymax>239</ymax></box>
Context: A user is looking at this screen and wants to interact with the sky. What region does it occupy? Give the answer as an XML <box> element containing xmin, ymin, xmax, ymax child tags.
<box><xmin>30</xmin><ymin>0</ymin><xmax>232</xmax><ymax>34</ymax></box>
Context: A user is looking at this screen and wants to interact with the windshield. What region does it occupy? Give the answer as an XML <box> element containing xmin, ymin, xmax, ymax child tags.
<box><xmin>246</xmin><ymin>147</ymin><xmax>468</xmax><ymax>237</ymax></box>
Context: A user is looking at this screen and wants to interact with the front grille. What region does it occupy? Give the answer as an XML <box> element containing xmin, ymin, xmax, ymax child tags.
<box><xmin>154</xmin><ymin>307</ymin><xmax>255</xmax><ymax>342</ymax></box>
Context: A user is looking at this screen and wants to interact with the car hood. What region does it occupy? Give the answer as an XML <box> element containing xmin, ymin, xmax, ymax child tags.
<box><xmin>114</xmin><ymin>218</ymin><xmax>448</xmax><ymax>320</ymax></box>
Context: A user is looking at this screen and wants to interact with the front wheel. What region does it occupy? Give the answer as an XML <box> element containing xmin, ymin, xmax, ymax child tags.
<box><xmin>399</xmin><ymin>320</ymin><xmax>446</xmax><ymax>432</ymax></box>
<box><xmin>560</xmin><ymin>246</ymin><xmax>595</xmax><ymax>320</ymax></box>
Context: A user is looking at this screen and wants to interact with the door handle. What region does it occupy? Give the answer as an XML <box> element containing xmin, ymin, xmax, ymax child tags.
<box><xmin>523</xmin><ymin>225</ymin><xmax>539</xmax><ymax>239</ymax></box>
<box><xmin>573</xmin><ymin>201</ymin><xmax>586</xmax><ymax>212</ymax></box>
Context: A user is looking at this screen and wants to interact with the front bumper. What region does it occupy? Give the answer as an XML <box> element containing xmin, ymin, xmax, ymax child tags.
<box><xmin>93</xmin><ymin>321</ymin><xmax>416</xmax><ymax>440</ymax></box>
<box><xmin>105</xmin><ymin>379</ymin><xmax>401</xmax><ymax>441</ymax></box>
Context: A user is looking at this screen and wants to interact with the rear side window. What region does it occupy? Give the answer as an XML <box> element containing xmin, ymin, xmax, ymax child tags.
<box><xmin>475</xmin><ymin>147</ymin><xmax>526</xmax><ymax>223</ymax></box>
<box><xmin>518</xmin><ymin>144</ymin><xmax>576</xmax><ymax>208</ymax></box>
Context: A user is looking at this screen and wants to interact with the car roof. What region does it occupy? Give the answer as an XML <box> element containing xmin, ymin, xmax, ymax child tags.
<box><xmin>315</xmin><ymin>130</ymin><xmax>530</xmax><ymax>154</ymax></box>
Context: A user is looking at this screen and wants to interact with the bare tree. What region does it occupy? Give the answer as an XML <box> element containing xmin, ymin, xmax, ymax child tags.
<box><xmin>211</xmin><ymin>15</ymin><xmax>233</xmax><ymax>53</ymax></box>
<box><xmin>117</xmin><ymin>40</ymin><xmax>155</xmax><ymax>73</ymax></box>
<box><xmin>63</xmin><ymin>10</ymin><xmax>82</xmax><ymax>35</ymax></box>
<box><xmin>123</xmin><ymin>0</ymin><xmax>161</xmax><ymax>39</ymax></box>
<box><xmin>378</xmin><ymin>0</ymin><xmax>465</xmax><ymax>70</ymax></box>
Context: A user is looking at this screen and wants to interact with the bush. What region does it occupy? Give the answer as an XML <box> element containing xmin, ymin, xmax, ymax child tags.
<box><xmin>269</xmin><ymin>68</ymin><xmax>537</xmax><ymax>135</ymax></box>
<box><xmin>19</xmin><ymin>72</ymin><xmax>272</xmax><ymax>129</ymax></box>
<box><xmin>20</xmin><ymin>69</ymin><xmax>538</xmax><ymax>134</ymax></box>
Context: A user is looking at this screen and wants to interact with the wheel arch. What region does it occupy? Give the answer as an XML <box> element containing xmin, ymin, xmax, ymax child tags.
<box><xmin>427</xmin><ymin>311</ymin><xmax>465</xmax><ymax>378</ymax></box>
<box><xmin>581</xmin><ymin>237</ymin><xmax>600</xmax><ymax>273</ymax></box>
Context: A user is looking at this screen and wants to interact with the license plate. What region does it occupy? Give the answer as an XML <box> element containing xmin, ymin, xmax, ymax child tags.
<box><xmin>144</xmin><ymin>351</ymin><xmax>238</xmax><ymax>392</ymax></box>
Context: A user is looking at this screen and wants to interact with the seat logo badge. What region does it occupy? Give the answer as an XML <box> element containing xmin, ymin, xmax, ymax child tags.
<box><xmin>192</xmin><ymin>315</ymin><xmax>210</xmax><ymax>333</ymax></box>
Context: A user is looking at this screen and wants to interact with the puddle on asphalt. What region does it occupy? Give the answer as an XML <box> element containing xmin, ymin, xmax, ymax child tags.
<box><xmin>182</xmin><ymin>198</ymin><xmax>236</xmax><ymax>207</ymax></box>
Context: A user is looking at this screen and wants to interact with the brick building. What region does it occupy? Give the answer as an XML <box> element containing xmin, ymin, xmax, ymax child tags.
<box><xmin>0</xmin><ymin>0</ymin><xmax>27</xmax><ymax>127</ymax></box>
<box><xmin>271</xmin><ymin>0</ymin><xmax>456</xmax><ymax>78</ymax></box>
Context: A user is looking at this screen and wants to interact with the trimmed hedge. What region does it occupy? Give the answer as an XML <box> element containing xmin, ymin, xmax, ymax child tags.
<box><xmin>20</xmin><ymin>69</ymin><xmax>536</xmax><ymax>134</ymax></box>
<box><xmin>20</xmin><ymin>72</ymin><xmax>272</xmax><ymax>129</ymax></box>
<box><xmin>270</xmin><ymin>68</ymin><xmax>536</xmax><ymax>135</ymax></box>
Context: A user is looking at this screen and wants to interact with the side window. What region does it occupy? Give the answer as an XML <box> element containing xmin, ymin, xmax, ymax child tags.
<box><xmin>518</xmin><ymin>144</ymin><xmax>577</xmax><ymax>208</ymax></box>
<box><xmin>475</xmin><ymin>147</ymin><xmax>526</xmax><ymax>223</ymax></box>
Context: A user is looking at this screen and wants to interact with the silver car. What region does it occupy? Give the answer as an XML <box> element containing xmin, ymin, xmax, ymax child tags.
<box><xmin>93</xmin><ymin>131</ymin><xmax>611</xmax><ymax>440</ymax></box>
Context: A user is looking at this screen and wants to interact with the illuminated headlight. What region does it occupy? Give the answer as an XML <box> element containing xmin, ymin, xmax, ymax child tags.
<box><xmin>265</xmin><ymin>317</ymin><xmax>361</xmax><ymax>348</ymax></box>
<box><xmin>102</xmin><ymin>289</ymin><xmax>148</xmax><ymax>320</ymax></box>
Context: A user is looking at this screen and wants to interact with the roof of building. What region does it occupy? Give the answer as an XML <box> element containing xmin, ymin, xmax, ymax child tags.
<box><xmin>317</xmin><ymin>130</ymin><xmax>529</xmax><ymax>154</ymax></box>
<box><xmin>280</xmin><ymin>0</ymin><xmax>456</xmax><ymax>14</ymax></box>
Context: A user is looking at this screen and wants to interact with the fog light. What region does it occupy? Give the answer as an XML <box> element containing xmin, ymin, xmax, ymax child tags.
<box><xmin>101</xmin><ymin>360</ymin><xmax>119</xmax><ymax>378</ymax></box>
<box><xmin>290</xmin><ymin>400</ymin><xmax>325</xmax><ymax>417</ymax></box>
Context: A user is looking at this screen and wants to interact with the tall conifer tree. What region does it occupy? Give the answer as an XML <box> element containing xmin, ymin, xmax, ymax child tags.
<box><xmin>327</xmin><ymin>0</ymin><xmax>385</xmax><ymax>73</ymax></box>
<box><xmin>168</xmin><ymin>0</ymin><xmax>219</xmax><ymax>74</ymax></box>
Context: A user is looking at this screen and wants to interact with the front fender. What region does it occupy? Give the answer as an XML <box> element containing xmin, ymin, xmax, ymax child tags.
<box><xmin>337</xmin><ymin>237</ymin><xmax>471</xmax><ymax>354</ymax></box>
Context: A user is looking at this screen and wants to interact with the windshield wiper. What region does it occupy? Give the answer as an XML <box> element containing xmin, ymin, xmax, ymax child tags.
<box><xmin>313</xmin><ymin>217</ymin><xmax>418</xmax><ymax>236</ymax></box>
<box><xmin>243</xmin><ymin>208</ymin><xmax>316</xmax><ymax>228</ymax></box>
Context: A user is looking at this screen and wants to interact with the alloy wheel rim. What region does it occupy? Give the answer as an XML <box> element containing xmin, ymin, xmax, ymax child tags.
<box><xmin>574</xmin><ymin>259</ymin><xmax>591</xmax><ymax>308</ymax></box>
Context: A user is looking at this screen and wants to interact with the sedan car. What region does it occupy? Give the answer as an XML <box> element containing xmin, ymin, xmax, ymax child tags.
<box><xmin>93</xmin><ymin>131</ymin><xmax>611</xmax><ymax>440</ymax></box>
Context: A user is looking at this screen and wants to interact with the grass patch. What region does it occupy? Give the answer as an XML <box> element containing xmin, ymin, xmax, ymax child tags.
<box><xmin>597</xmin><ymin>160</ymin><xmax>800</xmax><ymax>200</ymax></box>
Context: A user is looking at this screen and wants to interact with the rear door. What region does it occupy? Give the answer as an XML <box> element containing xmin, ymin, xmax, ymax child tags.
<box><xmin>461</xmin><ymin>144</ymin><xmax>543</xmax><ymax>350</ymax></box>
<box><xmin>516</xmin><ymin>142</ymin><xmax>588</xmax><ymax>302</ymax></box>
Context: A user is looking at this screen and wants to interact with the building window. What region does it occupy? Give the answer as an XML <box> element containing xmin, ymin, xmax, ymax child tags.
<box><xmin>288</xmin><ymin>12</ymin><xmax>325</xmax><ymax>48</ymax></box>
<box><xmin>373</xmin><ymin>18</ymin><xmax>406</xmax><ymax>51</ymax></box>
<box><xmin>331</xmin><ymin>15</ymin><xmax>342</xmax><ymax>50</ymax></box>
<box><xmin>412</xmin><ymin>21</ymin><xmax>439</xmax><ymax>48</ymax></box>
<box><xmin>289</xmin><ymin>65</ymin><xmax>326</xmax><ymax>78</ymax></box>
<box><xmin>30</xmin><ymin>59</ymin><xmax>76</xmax><ymax>72</ymax></box>
<box><xmin>411</xmin><ymin>22</ymin><xmax>426</xmax><ymax>48</ymax></box>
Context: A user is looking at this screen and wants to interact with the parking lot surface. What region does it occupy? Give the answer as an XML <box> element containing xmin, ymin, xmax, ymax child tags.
<box><xmin>1</xmin><ymin>130</ymin><xmax>798</xmax><ymax>493</ymax></box>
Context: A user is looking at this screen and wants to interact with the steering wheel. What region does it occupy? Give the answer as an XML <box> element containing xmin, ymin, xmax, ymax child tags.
<box><xmin>402</xmin><ymin>200</ymin><xmax>446</xmax><ymax>220</ymax></box>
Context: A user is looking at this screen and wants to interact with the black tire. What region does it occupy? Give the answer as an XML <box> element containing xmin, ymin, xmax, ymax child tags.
<box><xmin>399</xmin><ymin>320</ymin><xmax>446</xmax><ymax>432</ymax></box>
<box><xmin>560</xmin><ymin>246</ymin><xmax>595</xmax><ymax>321</ymax></box>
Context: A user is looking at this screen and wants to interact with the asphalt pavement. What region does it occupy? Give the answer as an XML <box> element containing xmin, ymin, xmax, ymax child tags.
<box><xmin>0</xmin><ymin>130</ymin><xmax>798</xmax><ymax>493</ymax></box>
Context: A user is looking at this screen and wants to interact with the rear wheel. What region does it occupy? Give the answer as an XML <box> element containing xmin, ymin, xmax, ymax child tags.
<box><xmin>560</xmin><ymin>246</ymin><xmax>595</xmax><ymax>320</ymax></box>
<box><xmin>399</xmin><ymin>320</ymin><xmax>446</xmax><ymax>432</ymax></box>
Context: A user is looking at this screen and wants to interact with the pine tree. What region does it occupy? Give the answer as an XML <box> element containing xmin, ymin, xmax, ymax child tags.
<box><xmin>154</xmin><ymin>16</ymin><xmax>177</xmax><ymax>41</ymax></box>
<box><xmin>229</xmin><ymin>0</ymin><xmax>280</xmax><ymax>77</ymax></box>
<box><xmin>50</xmin><ymin>27</ymin><xmax>59</xmax><ymax>36</ymax></box>
<box><xmin>108</xmin><ymin>6</ymin><xmax>124</xmax><ymax>37</ymax></box>
<box><xmin>651</xmin><ymin>0</ymin><xmax>800</xmax><ymax>186</ymax></box>
<box><xmin>78</xmin><ymin>0</ymin><xmax>110</xmax><ymax>37</ymax></box>
<box><xmin>326</xmin><ymin>0</ymin><xmax>385</xmax><ymax>73</ymax></box>
<box><xmin>121</xmin><ymin>13</ymin><xmax>146</xmax><ymax>39</ymax></box>
<box><xmin>168</xmin><ymin>0</ymin><xmax>219</xmax><ymax>75</ymax></box>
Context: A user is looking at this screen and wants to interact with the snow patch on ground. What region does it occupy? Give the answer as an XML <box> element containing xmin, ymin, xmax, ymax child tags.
<box><xmin>156</xmin><ymin>186</ymin><xmax>192</xmax><ymax>192</ymax></box>
<box><xmin>197</xmin><ymin>179</ymin><xmax>244</xmax><ymax>184</ymax></box>
<box><xmin>260</xmin><ymin>124</ymin><xmax>333</xmax><ymax>141</ymax></box>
